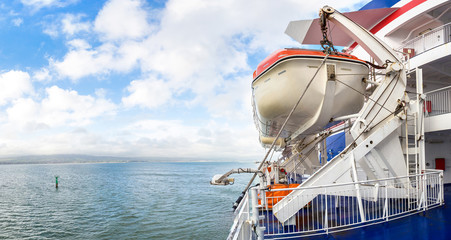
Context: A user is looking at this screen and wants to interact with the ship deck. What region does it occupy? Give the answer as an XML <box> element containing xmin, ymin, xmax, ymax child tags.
<box><xmin>306</xmin><ymin>184</ymin><xmax>451</xmax><ymax>240</ymax></box>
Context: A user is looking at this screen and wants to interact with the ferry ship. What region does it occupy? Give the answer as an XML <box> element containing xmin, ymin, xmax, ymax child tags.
<box><xmin>211</xmin><ymin>0</ymin><xmax>451</xmax><ymax>239</ymax></box>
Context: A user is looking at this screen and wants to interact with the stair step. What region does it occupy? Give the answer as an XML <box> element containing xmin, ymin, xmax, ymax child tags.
<box><xmin>403</xmin><ymin>147</ymin><xmax>418</xmax><ymax>155</ymax></box>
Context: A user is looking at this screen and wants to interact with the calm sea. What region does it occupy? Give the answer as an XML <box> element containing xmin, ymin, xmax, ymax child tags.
<box><xmin>0</xmin><ymin>161</ymin><xmax>256</xmax><ymax>240</ymax></box>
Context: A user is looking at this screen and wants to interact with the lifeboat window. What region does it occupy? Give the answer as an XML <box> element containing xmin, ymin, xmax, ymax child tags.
<box><xmin>278</xmin><ymin>70</ymin><xmax>286</xmax><ymax>75</ymax></box>
<box><xmin>308</xmin><ymin>65</ymin><xmax>319</xmax><ymax>68</ymax></box>
<box><xmin>264</xmin><ymin>78</ymin><xmax>271</xmax><ymax>83</ymax></box>
<box><xmin>341</xmin><ymin>68</ymin><xmax>352</xmax><ymax>71</ymax></box>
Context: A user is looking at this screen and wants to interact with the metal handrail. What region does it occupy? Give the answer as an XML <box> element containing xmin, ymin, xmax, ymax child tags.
<box><xmin>227</xmin><ymin>193</ymin><xmax>250</xmax><ymax>240</ymax></box>
<box><xmin>398</xmin><ymin>22</ymin><xmax>451</xmax><ymax>55</ymax></box>
<box><xmin>265</xmin><ymin>169</ymin><xmax>441</xmax><ymax>192</ymax></box>
<box><xmin>425</xmin><ymin>86</ymin><xmax>451</xmax><ymax>117</ymax></box>
<box><xmin>425</xmin><ymin>85</ymin><xmax>451</xmax><ymax>95</ymax></box>
<box><xmin>239</xmin><ymin>170</ymin><xmax>444</xmax><ymax>239</ymax></box>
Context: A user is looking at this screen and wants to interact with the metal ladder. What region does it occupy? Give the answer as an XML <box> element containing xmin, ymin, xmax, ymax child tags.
<box><xmin>405</xmin><ymin>112</ymin><xmax>419</xmax><ymax>176</ymax></box>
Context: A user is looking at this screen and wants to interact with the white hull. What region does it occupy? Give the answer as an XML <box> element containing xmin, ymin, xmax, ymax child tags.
<box><xmin>252</xmin><ymin>55</ymin><xmax>368</xmax><ymax>144</ymax></box>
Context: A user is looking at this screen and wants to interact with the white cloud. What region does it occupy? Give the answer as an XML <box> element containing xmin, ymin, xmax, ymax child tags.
<box><xmin>5</xmin><ymin>98</ymin><xmax>42</xmax><ymax>131</ymax></box>
<box><xmin>67</xmin><ymin>38</ymin><xmax>91</xmax><ymax>50</ymax></box>
<box><xmin>51</xmin><ymin>0</ymin><xmax>371</xmax><ymax>118</ymax></box>
<box><xmin>205</xmin><ymin>75</ymin><xmax>253</xmax><ymax>119</ymax></box>
<box><xmin>52</xmin><ymin>44</ymin><xmax>112</xmax><ymax>80</ymax></box>
<box><xmin>41</xmin><ymin>13</ymin><xmax>90</xmax><ymax>38</ymax></box>
<box><xmin>33</xmin><ymin>68</ymin><xmax>52</xmax><ymax>82</ymax></box>
<box><xmin>61</xmin><ymin>13</ymin><xmax>91</xmax><ymax>36</ymax></box>
<box><xmin>12</xmin><ymin>18</ymin><xmax>23</xmax><ymax>26</ymax></box>
<box><xmin>0</xmin><ymin>84</ymin><xmax>118</xmax><ymax>156</ymax></box>
<box><xmin>21</xmin><ymin>0</ymin><xmax>78</xmax><ymax>10</ymax></box>
<box><xmin>0</xmin><ymin>70</ymin><xmax>34</xmax><ymax>106</ymax></box>
<box><xmin>119</xmin><ymin>119</ymin><xmax>262</xmax><ymax>158</ymax></box>
<box><xmin>94</xmin><ymin>0</ymin><xmax>151</xmax><ymax>41</ymax></box>
<box><xmin>21</xmin><ymin>0</ymin><xmax>58</xmax><ymax>7</ymax></box>
<box><xmin>122</xmin><ymin>76</ymin><xmax>173</xmax><ymax>109</ymax></box>
<box><xmin>10</xmin><ymin>0</ymin><xmax>370</xmax><ymax>158</ymax></box>
<box><xmin>52</xmin><ymin>40</ymin><xmax>144</xmax><ymax>80</ymax></box>
<box><xmin>5</xmin><ymin>85</ymin><xmax>117</xmax><ymax>130</ymax></box>
<box><xmin>40</xmin><ymin>86</ymin><xmax>117</xmax><ymax>126</ymax></box>
<box><xmin>42</xmin><ymin>22</ymin><xmax>59</xmax><ymax>38</ymax></box>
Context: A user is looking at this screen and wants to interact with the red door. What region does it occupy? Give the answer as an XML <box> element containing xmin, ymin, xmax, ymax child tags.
<box><xmin>436</xmin><ymin>158</ymin><xmax>445</xmax><ymax>171</ymax></box>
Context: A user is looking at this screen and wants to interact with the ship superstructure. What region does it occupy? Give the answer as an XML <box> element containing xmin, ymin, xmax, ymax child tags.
<box><xmin>212</xmin><ymin>0</ymin><xmax>451</xmax><ymax>239</ymax></box>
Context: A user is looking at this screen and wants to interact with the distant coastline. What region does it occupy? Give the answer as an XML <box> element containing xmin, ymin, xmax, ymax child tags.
<box><xmin>0</xmin><ymin>154</ymin><xmax>245</xmax><ymax>165</ymax></box>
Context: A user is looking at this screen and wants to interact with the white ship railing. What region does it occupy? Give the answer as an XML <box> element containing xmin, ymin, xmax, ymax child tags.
<box><xmin>398</xmin><ymin>22</ymin><xmax>451</xmax><ymax>56</ymax></box>
<box><xmin>237</xmin><ymin>170</ymin><xmax>443</xmax><ymax>239</ymax></box>
<box><xmin>228</xmin><ymin>192</ymin><xmax>255</xmax><ymax>240</ymax></box>
<box><xmin>425</xmin><ymin>86</ymin><xmax>451</xmax><ymax>117</ymax></box>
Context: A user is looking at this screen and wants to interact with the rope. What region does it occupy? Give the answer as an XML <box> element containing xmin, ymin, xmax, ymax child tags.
<box><xmin>334</xmin><ymin>77</ymin><xmax>396</xmax><ymax>115</ymax></box>
<box><xmin>341</xmin><ymin>70</ymin><xmax>402</xmax><ymax>155</ymax></box>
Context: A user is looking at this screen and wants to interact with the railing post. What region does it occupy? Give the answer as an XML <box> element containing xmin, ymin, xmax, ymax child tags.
<box><xmin>416</xmin><ymin>68</ymin><xmax>426</xmax><ymax>174</ymax></box>
<box><xmin>350</xmin><ymin>153</ymin><xmax>366</xmax><ymax>223</ymax></box>
<box><xmin>384</xmin><ymin>180</ymin><xmax>388</xmax><ymax>221</ymax></box>
<box><xmin>441</xmin><ymin>171</ymin><xmax>445</xmax><ymax>205</ymax></box>
<box><xmin>251</xmin><ymin>187</ymin><xmax>264</xmax><ymax>240</ymax></box>
<box><xmin>422</xmin><ymin>34</ymin><xmax>425</xmax><ymax>53</ymax></box>
<box><xmin>423</xmin><ymin>173</ymin><xmax>428</xmax><ymax>211</ymax></box>
<box><xmin>324</xmin><ymin>188</ymin><xmax>328</xmax><ymax>234</ymax></box>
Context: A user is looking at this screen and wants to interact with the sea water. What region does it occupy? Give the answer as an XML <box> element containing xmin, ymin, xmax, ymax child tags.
<box><xmin>0</xmin><ymin>161</ymin><xmax>256</xmax><ymax>239</ymax></box>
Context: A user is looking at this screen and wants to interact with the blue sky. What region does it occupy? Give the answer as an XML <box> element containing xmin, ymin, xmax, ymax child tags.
<box><xmin>0</xmin><ymin>0</ymin><xmax>369</xmax><ymax>160</ymax></box>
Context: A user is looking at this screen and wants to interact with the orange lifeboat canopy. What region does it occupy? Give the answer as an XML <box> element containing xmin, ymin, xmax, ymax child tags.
<box><xmin>253</xmin><ymin>48</ymin><xmax>366</xmax><ymax>80</ymax></box>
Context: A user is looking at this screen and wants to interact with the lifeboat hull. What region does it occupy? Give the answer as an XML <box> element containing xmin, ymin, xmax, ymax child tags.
<box><xmin>252</xmin><ymin>49</ymin><xmax>369</xmax><ymax>146</ymax></box>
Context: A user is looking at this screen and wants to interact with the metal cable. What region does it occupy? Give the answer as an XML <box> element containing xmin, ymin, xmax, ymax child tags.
<box><xmin>334</xmin><ymin>77</ymin><xmax>396</xmax><ymax>115</ymax></box>
<box><xmin>341</xmin><ymin>70</ymin><xmax>402</xmax><ymax>155</ymax></box>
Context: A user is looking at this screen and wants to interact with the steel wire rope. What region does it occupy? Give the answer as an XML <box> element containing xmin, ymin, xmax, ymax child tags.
<box><xmin>233</xmin><ymin>53</ymin><xmax>331</xmax><ymax>210</ymax></box>
<box><xmin>341</xmin><ymin>69</ymin><xmax>402</xmax><ymax>155</ymax></box>
<box><xmin>290</xmin><ymin>123</ymin><xmax>352</xmax><ymax>178</ymax></box>
<box><xmin>289</xmin><ymin>70</ymin><xmax>402</xmax><ymax>174</ymax></box>
<box><xmin>334</xmin><ymin>73</ymin><xmax>386</xmax><ymax>76</ymax></box>
<box><xmin>265</xmin><ymin>67</ymin><xmax>403</xmax><ymax>210</ymax></box>
<box><xmin>333</xmin><ymin>76</ymin><xmax>396</xmax><ymax>115</ymax></box>
<box><xmin>291</xmin><ymin>138</ymin><xmax>324</xmax><ymax>177</ymax></box>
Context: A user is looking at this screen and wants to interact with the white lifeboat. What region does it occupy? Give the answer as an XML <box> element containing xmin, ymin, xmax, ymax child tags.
<box><xmin>252</xmin><ymin>48</ymin><xmax>369</xmax><ymax>147</ymax></box>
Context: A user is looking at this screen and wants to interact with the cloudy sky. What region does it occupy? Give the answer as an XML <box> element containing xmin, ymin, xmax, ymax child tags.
<box><xmin>0</xmin><ymin>0</ymin><xmax>369</xmax><ymax>160</ymax></box>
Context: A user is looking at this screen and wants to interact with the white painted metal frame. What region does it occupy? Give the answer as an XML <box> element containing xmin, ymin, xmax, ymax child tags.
<box><xmin>243</xmin><ymin>170</ymin><xmax>443</xmax><ymax>239</ymax></box>
<box><xmin>425</xmin><ymin>86</ymin><xmax>451</xmax><ymax>117</ymax></box>
<box><xmin>399</xmin><ymin>22</ymin><xmax>451</xmax><ymax>56</ymax></box>
<box><xmin>272</xmin><ymin>6</ymin><xmax>412</xmax><ymax>224</ymax></box>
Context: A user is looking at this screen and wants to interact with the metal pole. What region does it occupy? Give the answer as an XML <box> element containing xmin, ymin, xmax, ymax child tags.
<box><xmin>324</xmin><ymin>188</ymin><xmax>329</xmax><ymax>234</ymax></box>
<box><xmin>251</xmin><ymin>187</ymin><xmax>264</xmax><ymax>240</ymax></box>
<box><xmin>416</xmin><ymin>68</ymin><xmax>426</xmax><ymax>173</ymax></box>
<box><xmin>423</xmin><ymin>174</ymin><xmax>427</xmax><ymax>211</ymax></box>
<box><xmin>384</xmin><ymin>180</ymin><xmax>388</xmax><ymax>221</ymax></box>
<box><xmin>350</xmin><ymin>153</ymin><xmax>366</xmax><ymax>223</ymax></box>
<box><xmin>441</xmin><ymin>171</ymin><xmax>444</xmax><ymax>205</ymax></box>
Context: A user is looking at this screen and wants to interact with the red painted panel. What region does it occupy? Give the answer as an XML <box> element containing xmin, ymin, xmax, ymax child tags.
<box><xmin>424</xmin><ymin>100</ymin><xmax>432</xmax><ymax>113</ymax></box>
<box><xmin>349</xmin><ymin>0</ymin><xmax>427</xmax><ymax>50</ymax></box>
<box><xmin>436</xmin><ymin>158</ymin><xmax>445</xmax><ymax>171</ymax></box>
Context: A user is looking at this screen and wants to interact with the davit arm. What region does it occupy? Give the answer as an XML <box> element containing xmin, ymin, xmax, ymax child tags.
<box><xmin>273</xmin><ymin>6</ymin><xmax>412</xmax><ymax>223</ymax></box>
<box><xmin>320</xmin><ymin>6</ymin><xmax>407</xmax><ymax>139</ymax></box>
